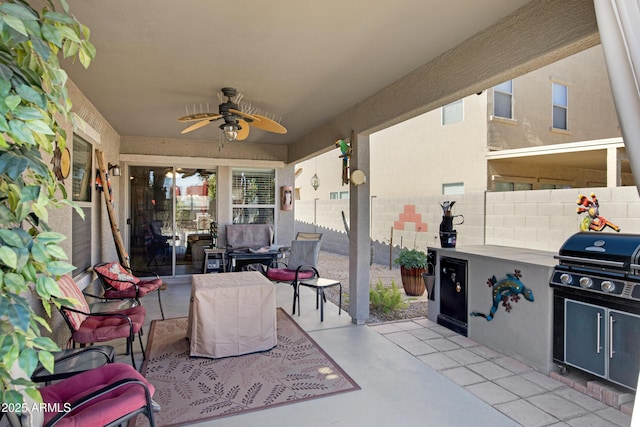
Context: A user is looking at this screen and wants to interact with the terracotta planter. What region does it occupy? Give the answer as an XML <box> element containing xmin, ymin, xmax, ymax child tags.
<box><xmin>400</xmin><ymin>266</ymin><xmax>426</xmax><ymax>296</ymax></box>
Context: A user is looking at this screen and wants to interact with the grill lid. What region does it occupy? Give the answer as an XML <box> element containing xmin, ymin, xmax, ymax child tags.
<box><xmin>557</xmin><ymin>232</ymin><xmax>640</xmax><ymax>270</ymax></box>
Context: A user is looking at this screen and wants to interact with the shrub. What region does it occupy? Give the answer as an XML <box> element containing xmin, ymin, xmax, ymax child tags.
<box><xmin>394</xmin><ymin>248</ymin><xmax>429</xmax><ymax>269</ymax></box>
<box><xmin>0</xmin><ymin>0</ymin><xmax>95</xmax><ymax>408</ymax></box>
<box><xmin>369</xmin><ymin>279</ymin><xmax>407</xmax><ymax>314</ymax></box>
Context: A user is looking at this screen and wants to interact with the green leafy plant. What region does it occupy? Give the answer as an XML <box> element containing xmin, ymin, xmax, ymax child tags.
<box><xmin>0</xmin><ymin>0</ymin><xmax>95</xmax><ymax>407</ymax></box>
<box><xmin>369</xmin><ymin>279</ymin><xmax>407</xmax><ymax>314</ymax></box>
<box><xmin>394</xmin><ymin>248</ymin><xmax>429</xmax><ymax>270</ymax></box>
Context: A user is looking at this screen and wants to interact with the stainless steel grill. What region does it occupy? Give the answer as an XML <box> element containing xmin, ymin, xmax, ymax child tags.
<box><xmin>550</xmin><ymin>232</ymin><xmax>640</xmax><ymax>391</ymax></box>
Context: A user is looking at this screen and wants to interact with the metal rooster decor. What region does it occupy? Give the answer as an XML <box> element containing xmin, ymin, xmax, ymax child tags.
<box><xmin>576</xmin><ymin>192</ymin><xmax>620</xmax><ymax>232</ymax></box>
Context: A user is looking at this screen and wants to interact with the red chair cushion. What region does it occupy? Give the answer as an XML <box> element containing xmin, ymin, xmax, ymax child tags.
<box><xmin>95</xmin><ymin>262</ymin><xmax>140</xmax><ymax>291</ymax></box>
<box><xmin>56</xmin><ymin>275</ymin><xmax>90</xmax><ymax>330</ymax></box>
<box><xmin>40</xmin><ymin>363</ymin><xmax>154</xmax><ymax>427</ymax></box>
<box><xmin>267</xmin><ymin>268</ymin><xmax>315</xmax><ymax>282</ymax></box>
<box><xmin>72</xmin><ymin>306</ymin><xmax>146</xmax><ymax>344</ymax></box>
<box><xmin>103</xmin><ymin>277</ymin><xmax>162</xmax><ymax>299</ymax></box>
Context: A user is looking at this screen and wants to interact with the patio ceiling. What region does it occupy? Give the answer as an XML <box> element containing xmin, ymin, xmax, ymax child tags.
<box><xmin>62</xmin><ymin>0</ymin><xmax>599</xmax><ymax>164</ymax></box>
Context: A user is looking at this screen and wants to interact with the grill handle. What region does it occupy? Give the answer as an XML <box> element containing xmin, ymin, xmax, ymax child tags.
<box><xmin>609</xmin><ymin>315</ymin><xmax>615</xmax><ymax>359</ymax></box>
<box><xmin>597</xmin><ymin>312</ymin><xmax>602</xmax><ymax>354</ymax></box>
<box><xmin>555</xmin><ymin>255</ymin><xmax>625</xmax><ymax>269</ymax></box>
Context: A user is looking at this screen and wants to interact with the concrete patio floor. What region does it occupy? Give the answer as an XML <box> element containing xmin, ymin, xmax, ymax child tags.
<box><xmin>114</xmin><ymin>272</ymin><xmax>633</xmax><ymax>427</ymax></box>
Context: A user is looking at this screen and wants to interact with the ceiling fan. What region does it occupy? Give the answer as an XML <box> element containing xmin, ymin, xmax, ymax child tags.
<box><xmin>177</xmin><ymin>87</ymin><xmax>287</xmax><ymax>142</ymax></box>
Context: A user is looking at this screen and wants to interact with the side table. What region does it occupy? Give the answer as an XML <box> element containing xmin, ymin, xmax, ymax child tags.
<box><xmin>203</xmin><ymin>247</ymin><xmax>227</xmax><ymax>273</ymax></box>
<box><xmin>31</xmin><ymin>346</ymin><xmax>116</xmax><ymax>384</ymax></box>
<box><xmin>297</xmin><ymin>277</ymin><xmax>342</xmax><ymax>321</ymax></box>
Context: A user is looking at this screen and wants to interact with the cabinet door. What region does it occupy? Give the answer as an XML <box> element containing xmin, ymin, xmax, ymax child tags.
<box><xmin>440</xmin><ymin>258</ymin><xmax>467</xmax><ymax>324</ymax></box>
<box><xmin>565</xmin><ymin>299</ymin><xmax>606</xmax><ymax>377</ymax></box>
<box><xmin>608</xmin><ymin>310</ymin><xmax>640</xmax><ymax>390</ymax></box>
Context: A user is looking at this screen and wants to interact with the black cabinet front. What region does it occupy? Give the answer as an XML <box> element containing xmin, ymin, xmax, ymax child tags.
<box><xmin>608</xmin><ymin>309</ymin><xmax>640</xmax><ymax>389</ymax></box>
<box><xmin>565</xmin><ymin>300</ymin><xmax>606</xmax><ymax>377</ymax></box>
<box><xmin>559</xmin><ymin>297</ymin><xmax>640</xmax><ymax>390</ymax></box>
<box><xmin>438</xmin><ymin>257</ymin><xmax>467</xmax><ymax>336</ymax></box>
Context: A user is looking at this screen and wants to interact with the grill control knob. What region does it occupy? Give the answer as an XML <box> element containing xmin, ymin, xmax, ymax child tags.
<box><xmin>601</xmin><ymin>281</ymin><xmax>615</xmax><ymax>293</ymax></box>
<box><xmin>560</xmin><ymin>273</ymin><xmax>573</xmax><ymax>285</ymax></box>
<box><xmin>579</xmin><ymin>277</ymin><xmax>593</xmax><ymax>289</ymax></box>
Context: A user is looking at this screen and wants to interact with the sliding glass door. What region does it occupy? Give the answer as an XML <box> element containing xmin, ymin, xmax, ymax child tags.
<box><xmin>129</xmin><ymin>166</ymin><xmax>216</xmax><ymax>276</ymax></box>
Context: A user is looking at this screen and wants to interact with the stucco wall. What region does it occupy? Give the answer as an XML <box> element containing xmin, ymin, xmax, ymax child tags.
<box><xmin>39</xmin><ymin>79</ymin><xmax>123</xmax><ymax>348</ymax></box>
<box><xmin>487</xmin><ymin>45</ymin><xmax>621</xmax><ymax>151</ymax></box>
<box><xmin>294</xmin><ymin>46</ymin><xmax>625</xmax><ymax>203</ymax></box>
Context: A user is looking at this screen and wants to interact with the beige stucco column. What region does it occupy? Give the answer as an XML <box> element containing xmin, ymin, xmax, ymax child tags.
<box><xmin>349</xmin><ymin>132</ymin><xmax>371</xmax><ymax>324</ymax></box>
<box><xmin>606</xmin><ymin>146</ymin><xmax>621</xmax><ymax>187</ymax></box>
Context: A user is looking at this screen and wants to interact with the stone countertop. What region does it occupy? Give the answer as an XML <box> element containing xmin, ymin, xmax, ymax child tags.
<box><xmin>429</xmin><ymin>244</ymin><xmax>558</xmax><ymax>268</ymax></box>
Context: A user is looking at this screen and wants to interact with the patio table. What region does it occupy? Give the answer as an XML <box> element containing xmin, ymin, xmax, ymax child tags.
<box><xmin>187</xmin><ymin>271</ymin><xmax>277</xmax><ymax>358</ymax></box>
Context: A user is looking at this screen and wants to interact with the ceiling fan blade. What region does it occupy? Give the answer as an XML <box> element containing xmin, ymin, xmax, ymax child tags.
<box><xmin>228</xmin><ymin>108</ymin><xmax>256</xmax><ymax>121</ymax></box>
<box><xmin>237</xmin><ymin>119</ymin><xmax>250</xmax><ymax>141</ymax></box>
<box><xmin>249</xmin><ymin>114</ymin><xmax>287</xmax><ymax>134</ymax></box>
<box><xmin>178</xmin><ymin>112</ymin><xmax>221</xmax><ymax>123</ymax></box>
<box><xmin>181</xmin><ymin>118</ymin><xmax>215</xmax><ymax>134</ymax></box>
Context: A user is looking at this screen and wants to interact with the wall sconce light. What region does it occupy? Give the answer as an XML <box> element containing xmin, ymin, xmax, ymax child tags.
<box><xmin>108</xmin><ymin>163</ymin><xmax>121</xmax><ymax>177</ymax></box>
<box><xmin>351</xmin><ymin>169</ymin><xmax>366</xmax><ymax>186</ymax></box>
<box><xmin>310</xmin><ymin>173</ymin><xmax>319</xmax><ymax>191</ymax></box>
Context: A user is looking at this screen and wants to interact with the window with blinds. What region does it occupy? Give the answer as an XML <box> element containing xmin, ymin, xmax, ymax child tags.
<box><xmin>231</xmin><ymin>169</ymin><xmax>276</xmax><ymax>224</ymax></box>
<box><xmin>71</xmin><ymin>136</ymin><xmax>93</xmax><ymax>277</ymax></box>
<box><xmin>72</xmin><ymin>207</ymin><xmax>91</xmax><ymax>276</ymax></box>
<box><xmin>442</xmin><ymin>182</ymin><xmax>464</xmax><ymax>195</ymax></box>
<box><xmin>330</xmin><ymin>191</ymin><xmax>349</xmax><ymax>199</ymax></box>
<box><xmin>493</xmin><ymin>80</ymin><xmax>513</xmax><ymax>119</ymax></box>
<box><xmin>72</xmin><ymin>135</ymin><xmax>92</xmax><ymax>202</ymax></box>
<box><xmin>552</xmin><ymin>82</ymin><xmax>568</xmax><ymax>130</ymax></box>
<box><xmin>442</xmin><ymin>99</ymin><xmax>463</xmax><ymax>125</ymax></box>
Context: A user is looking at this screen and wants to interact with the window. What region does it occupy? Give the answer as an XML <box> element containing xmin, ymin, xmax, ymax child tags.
<box><xmin>71</xmin><ymin>135</ymin><xmax>93</xmax><ymax>276</ymax></box>
<box><xmin>442</xmin><ymin>182</ymin><xmax>464</xmax><ymax>195</ymax></box>
<box><xmin>493</xmin><ymin>80</ymin><xmax>513</xmax><ymax>119</ymax></box>
<box><xmin>540</xmin><ymin>183</ymin><xmax>572</xmax><ymax>190</ymax></box>
<box><xmin>442</xmin><ymin>99</ymin><xmax>463</xmax><ymax>125</ymax></box>
<box><xmin>231</xmin><ymin>169</ymin><xmax>275</xmax><ymax>224</ymax></box>
<box><xmin>492</xmin><ymin>181</ymin><xmax>533</xmax><ymax>192</ymax></box>
<box><xmin>329</xmin><ymin>191</ymin><xmax>349</xmax><ymax>199</ymax></box>
<box><xmin>72</xmin><ymin>136</ymin><xmax>92</xmax><ymax>202</ymax></box>
<box><xmin>552</xmin><ymin>82</ymin><xmax>568</xmax><ymax>130</ymax></box>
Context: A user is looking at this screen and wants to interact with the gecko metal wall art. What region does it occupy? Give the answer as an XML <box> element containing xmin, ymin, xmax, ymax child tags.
<box><xmin>470</xmin><ymin>269</ymin><xmax>534</xmax><ymax>321</ymax></box>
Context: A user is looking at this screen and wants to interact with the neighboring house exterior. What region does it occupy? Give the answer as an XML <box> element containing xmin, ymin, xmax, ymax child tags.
<box><xmin>294</xmin><ymin>46</ymin><xmax>639</xmax><ymax>252</ymax></box>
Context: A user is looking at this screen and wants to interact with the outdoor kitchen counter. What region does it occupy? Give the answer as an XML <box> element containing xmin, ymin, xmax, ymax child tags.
<box><xmin>435</xmin><ymin>244</ymin><xmax>558</xmax><ymax>267</ymax></box>
<box><xmin>428</xmin><ymin>245</ymin><xmax>557</xmax><ymax>374</ymax></box>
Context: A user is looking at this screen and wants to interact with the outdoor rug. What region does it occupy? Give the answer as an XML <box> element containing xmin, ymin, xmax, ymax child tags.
<box><xmin>133</xmin><ymin>308</ymin><xmax>360</xmax><ymax>426</ymax></box>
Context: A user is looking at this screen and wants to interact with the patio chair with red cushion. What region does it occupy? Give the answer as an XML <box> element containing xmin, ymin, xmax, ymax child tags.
<box><xmin>93</xmin><ymin>261</ymin><xmax>165</xmax><ymax>320</ymax></box>
<box><xmin>6</xmin><ymin>362</ymin><xmax>156</xmax><ymax>427</ymax></box>
<box><xmin>55</xmin><ymin>274</ymin><xmax>146</xmax><ymax>370</ymax></box>
<box><xmin>266</xmin><ymin>239</ymin><xmax>321</xmax><ymax>314</ymax></box>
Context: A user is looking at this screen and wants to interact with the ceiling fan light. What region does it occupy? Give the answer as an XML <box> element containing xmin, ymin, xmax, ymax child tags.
<box><xmin>222</xmin><ymin>124</ymin><xmax>238</xmax><ymax>142</ymax></box>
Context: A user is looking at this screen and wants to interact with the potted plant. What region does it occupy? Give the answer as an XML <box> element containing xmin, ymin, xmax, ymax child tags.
<box><xmin>394</xmin><ymin>248</ymin><xmax>429</xmax><ymax>296</ymax></box>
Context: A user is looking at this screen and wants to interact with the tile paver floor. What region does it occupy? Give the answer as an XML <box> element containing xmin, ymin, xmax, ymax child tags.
<box><xmin>370</xmin><ymin>317</ymin><xmax>634</xmax><ymax>427</ymax></box>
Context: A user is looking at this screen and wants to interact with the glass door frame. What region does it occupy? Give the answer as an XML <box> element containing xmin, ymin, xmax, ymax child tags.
<box><xmin>123</xmin><ymin>162</ymin><xmax>218</xmax><ymax>278</ymax></box>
